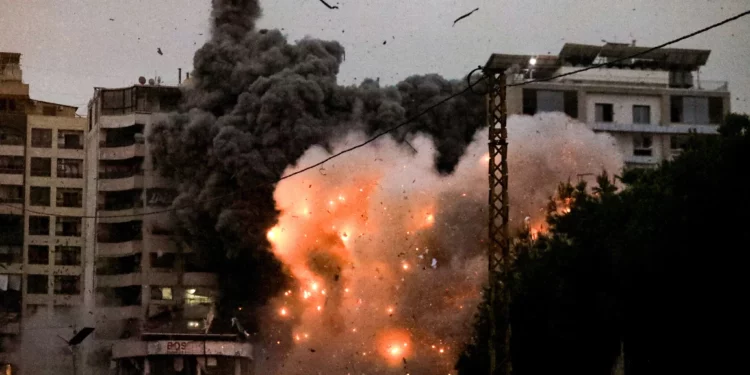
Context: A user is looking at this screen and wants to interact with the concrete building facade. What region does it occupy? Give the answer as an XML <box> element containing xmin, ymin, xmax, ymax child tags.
<box><xmin>1</xmin><ymin>52</ymin><xmax>87</xmax><ymax>374</ymax></box>
<box><xmin>84</xmin><ymin>83</ymin><xmax>252</xmax><ymax>374</ymax></box>
<box><xmin>492</xmin><ymin>42</ymin><xmax>731</xmax><ymax>167</ymax></box>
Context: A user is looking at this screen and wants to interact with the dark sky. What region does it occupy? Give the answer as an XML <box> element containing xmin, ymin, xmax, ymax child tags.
<box><xmin>1</xmin><ymin>0</ymin><xmax>747</xmax><ymax>114</ymax></box>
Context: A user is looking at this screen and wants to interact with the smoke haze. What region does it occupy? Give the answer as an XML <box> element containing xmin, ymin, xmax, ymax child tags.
<box><xmin>148</xmin><ymin>0</ymin><xmax>623</xmax><ymax>373</ymax></box>
<box><xmin>258</xmin><ymin>113</ymin><xmax>622</xmax><ymax>374</ymax></box>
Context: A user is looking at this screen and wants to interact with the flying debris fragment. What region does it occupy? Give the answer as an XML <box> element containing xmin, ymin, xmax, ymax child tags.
<box><xmin>157</xmin><ymin>47</ymin><xmax>163</xmax><ymax>55</ymax></box>
<box><xmin>431</xmin><ymin>258</ymin><xmax>437</xmax><ymax>269</ymax></box>
<box><xmin>453</xmin><ymin>7</ymin><xmax>479</xmax><ymax>26</ymax></box>
<box><xmin>319</xmin><ymin>0</ymin><xmax>339</xmax><ymax>9</ymax></box>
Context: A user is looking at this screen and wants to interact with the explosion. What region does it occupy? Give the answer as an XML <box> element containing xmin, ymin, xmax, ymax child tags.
<box><xmin>147</xmin><ymin>0</ymin><xmax>623</xmax><ymax>373</ymax></box>
<box><xmin>258</xmin><ymin>114</ymin><xmax>622</xmax><ymax>374</ymax></box>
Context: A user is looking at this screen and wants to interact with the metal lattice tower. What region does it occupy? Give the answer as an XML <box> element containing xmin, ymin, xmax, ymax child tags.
<box><xmin>486</xmin><ymin>70</ymin><xmax>512</xmax><ymax>375</ymax></box>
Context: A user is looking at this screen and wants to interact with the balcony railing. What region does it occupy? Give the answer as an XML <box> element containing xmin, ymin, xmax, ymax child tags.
<box><xmin>99</xmin><ymin>169</ymin><xmax>143</xmax><ymax>179</ymax></box>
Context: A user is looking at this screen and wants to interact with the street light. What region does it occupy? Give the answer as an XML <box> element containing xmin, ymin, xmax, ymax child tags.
<box><xmin>528</xmin><ymin>57</ymin><xmax>537</xmax><ymax>80</ymax></box>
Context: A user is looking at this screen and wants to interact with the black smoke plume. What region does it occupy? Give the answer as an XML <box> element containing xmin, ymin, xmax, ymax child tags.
<box><xmin>148</xmin><ymin>0</ymin><xmax>484</xmax><ymax>328</ymax></box>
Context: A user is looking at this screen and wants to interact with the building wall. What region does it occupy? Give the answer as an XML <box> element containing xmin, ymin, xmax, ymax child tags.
<box><xmin>585</xmin><ymin>93</ymin><xmax>663</xmax><ymax>125</ymax></box>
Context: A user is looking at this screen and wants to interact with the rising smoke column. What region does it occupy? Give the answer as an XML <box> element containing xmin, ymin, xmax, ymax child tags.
<box><xmin>148</xmin><ymin>0</ymin><xmax>483</xmax><ymax>324</ymax></box>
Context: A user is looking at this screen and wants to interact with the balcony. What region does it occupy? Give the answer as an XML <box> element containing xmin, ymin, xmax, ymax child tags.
<box><xmin>99</xmin><ymin>113</ymin><xmax>153</xmax><ymax>129</ymax></box>
<box><xmin>183</xmin><ymin>273</ymin><xmax>219</xmax><ymax>287</ymax></box>
<box><xmin>98</xmin><ymin>174</ymin><xmax>144</xmax><ymax>192</ymax></box>
<box><xmin>590</xmin><ymin>122</ymin><xmax>719</xmax><ymax>135</ymax></box>
<box><xmin>98</xmin><ymin>240</ymin><xmax>143</xmax><ymax>257</ymax></box>
<box><xmin>624</xmin><ymin>154</ymin><xmax>658</xmax><ymax>166</ymax></box>
<box><xmin>99</xmin><ymin>143</ymin><xmax>145</xmax><ymax>160</ymax></box>
<box><xmin>98</xmin><ymin>273</ymin><xmax>143</xmax><ymax>288</ymax></box>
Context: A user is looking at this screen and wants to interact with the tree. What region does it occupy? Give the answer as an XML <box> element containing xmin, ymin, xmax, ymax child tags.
<box><xmin>457</xmin><ymin>113</ymin><xmax>749</xmax><ymax>375</ymax></box>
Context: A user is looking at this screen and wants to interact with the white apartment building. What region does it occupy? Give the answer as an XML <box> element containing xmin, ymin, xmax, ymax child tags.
<box><xmin>491</xmin><ymin>42</ymin><xmax>731</xmax><ymax>167</ymax></box>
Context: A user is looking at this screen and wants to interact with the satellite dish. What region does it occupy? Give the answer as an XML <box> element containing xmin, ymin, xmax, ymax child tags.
<box><xmin>148</xmin><ymin>79</ymin><xmax>155</xmax><ymax>85</ymax></box>
<box><xmin>138</xmin><ymin>76</ymin><xmax>147</xmax><ymax>85</ymax></box>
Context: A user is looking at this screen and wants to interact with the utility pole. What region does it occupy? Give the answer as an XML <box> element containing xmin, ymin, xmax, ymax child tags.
<box><xmin>485</xmin><ymin>58</ymin><xmax>513</xmax><ymax>375</ymax></box>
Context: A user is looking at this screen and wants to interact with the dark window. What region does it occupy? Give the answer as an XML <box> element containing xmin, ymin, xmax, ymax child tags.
<box><xmin>670</xmin><ymin>96</ymin><xmax>683</xmax><ymax>123</ymax></box>
<box><xmin>563</xmin><ymin>91</ymin><xmax>578</xmax><ymax>119</ymax></box>
<box><xmin>0</xmin><ymin>156</ymin><xmax>25</xmax><ymax>175</ymax></box>
<box><xmin>0</xmin><ymin>128</ymin><xmax>24</xmax><ymax>146</ymax></box>
<box><xmin>96</xmin><ymin>254</ymin><xmax>141</xmax><ymax>275</ymax></box>
<box><xmin>42</xmin><ymin>106</ymin><xmax>57</xmax><ymax>116</ymax></box>
<box><xmin>595</xmin><ymin>103</ymin><xmax>614</xmax><ymax>122</ymax></box>
<box><xmin>100</xmin><ymin>189</ymin><xmax>142</xmax><ymax>211</ymax></box>
<box><xmin>57</xmin><ymin>159</ymin><xmax>83</xmax><ymax>178</ymax></box>
<box><xmin>670</xmin><ymin>135</ymin><xmax>691</xmax><ymax>151</ymax></box>
<box><xmin>30</xmin><ymin>157</ymin><xmax>51</xmax><ymax>177</ymax></box>
<box><xmin>54</xmin><ymin>246</ymin><xmax>81</xmax><ymax>266</ymax></box>
<box><xmin>633</xmin><ymin>134</ymin><xmax>653</xmax><ymax>156</ymax></box>
<box><xmin>99</xmin><ymin>158</ymin><xmax>144</xmax><ymax>179</ymax></box>
<box><xmin>31</xmin><ymin>128</ymin><xmax>52</xmax><ymax>148</ymax></box>
<box><xmin>101</xmin><ymin>88</ymin><xmax>134</xmax><ymax>115</ymax></box>
<box><xmin>97</xmin><ymin>221</ymin><xmax>143</xmax><ymax>243</ymax></box>
<box><xmin>633</xmin><ymin>105</ymin><xmax>651</xmax><ymax>124</ymax></box>
<box><xmin>28</xmin><ymin>245</ymin><xmax>49</xmax><ymax>265</ymax></box>
<box><xmin>0</xmin><ymin>214</ymin><xmax>23</xmax><ymax>246</ymax></box>
<box><xmin>57</xmin><ymin>130</ymin><xmax>83</xmax><ymax>149</ymax></box>
<box><xmin>30</xmin><ymin>186</ymin><xmax>51</xmax><ymax>206</ymax></box>
<box><xmin>54</xmin><ymin>276</ymin><xmax>80</xmax><ymax>295</ymax></box>
<box><xmin>57</xmin><ymin>188</ymin><xmax>83</xmax><ymax>208</ymax></box>
<box><xmin>101</xmin><ymin>124</ymin><xmax>145</xmax><ymax>148</ymax></box>
<box><xmin>27</xmin><ymin>275</ymin><xmax>48</xmax><ymax>294</ymax></box>
<box><xmin>0</xmin><ymin>185</ymin><xmax>23</xmax><ymax>203</ymax></box>
<box><xmin>537</xmin><ymin>90</ymin><xmax>565</xmax><ymax>113</ymax></box>
<box><xmin>28</xmin><ymin>216</ymin><xmax>50</xmax><ymax>235</ymax></box>
<box><xmin>708</xmin><ymin>97</ymin><xmax>724</xmax><ymax>124</ymax></box>
<box><xmin>522</xmin><ymin>89</ymin><xmax>537</xmax><ymax>115</ymax></box>
<box><xmin>55</xmin><ymin>217</ymin><xmax>82</xmax><ymax>237</ymax></box>
<box><xmin>150</xmin><ymin>253</ymin><xmax>176</xmax><ymax>270</ymax></box>
<box><xmin>0</xmin><ymin>245</ymin><xmax>22</xmax><ymax>264</ymax></box>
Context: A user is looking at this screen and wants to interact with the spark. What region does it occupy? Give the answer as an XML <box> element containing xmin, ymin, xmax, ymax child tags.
<box><xmin>280</xmin><ymin>308</ymin><xmax>288</xmax><ymax>316</ymax></box>
<box><xmin>338</xmin><ymin>194</ymin><xmax>345</xmax><ymax>201</ymax></box>
<box><xmin>311</xmin><ymin>282</ymin><xmax>319</xmax><ymax>291</ymax></box>
<box><xmin>386</xmin><ymin>306</ymin><xmax>394</xmax><ymax>314</ymax></box>
<box><xmin>321</xmin><ymin>289</ymin><xmax>327</xmax><ymax>295</ymax></box>
<box><xmin>402</xmin><ymin>263</ymin><xmax>409</xmax><ymax>271</ymax></box>
<box><xmin>303</xmin><ymin>290</ymin><xmax>311</xmax><ymax>299</ymax></box>
<box><xmin>317</xmin><ymin>305</ymin><xmax>322</xmax><ymax>312</ymax></box>
<box><xmin>344</xmin><ymin>288</ymin><xmax>350</xmax><ymax>293</ymax></box>
<box><xmin>426</xmin><ymin>214</ymin><xmax>435</xmax><ymax>224</ymax></box>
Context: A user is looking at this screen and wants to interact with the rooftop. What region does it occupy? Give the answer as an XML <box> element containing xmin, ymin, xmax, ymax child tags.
<box><xmin>486</xmin><ymin>42</ymin><xmax>712</xmax><ymax>72</ymax></box>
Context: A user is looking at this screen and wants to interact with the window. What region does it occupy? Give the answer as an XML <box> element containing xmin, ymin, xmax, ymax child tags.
<box><xmin>55</xmin><ymin>217</ymin><xmax>82</xmax><ymax>237</ymax></box>
<box><xmin>0</xmin><ymin>156</ymin><xmax>24</xmax><ymax>175</ymax></box>
<box><xmin>523</xmin><ymin>89</ymin><xmax>577</xmax><ymax>118</ymax></box>
<box><xmin>708</xmin><ymin>97</ymin><xmax>724</xmax><ymax>124</ymax></box>
<box><xmin>54</xmin><ymin>246</ymin><xmax>81</xmax><ymax>266</ymax></box>
<box><xmin>633</xmin><ymin>134</ymin><xmax>653</xmax><ymax>156</ymax></box>
<box><xmin>54</xmin><ymin>276</ymin><xmax>80</xmax><ymax>295</ymax></box>
<box><xmin>28</xmin><ymin>245</ymin><xmax>49</xmax><ymax>265</ymax></box>
<box><xmin>30</xmin><ymin>157</ymin><xmax>51</xmax><ymax>177</ymax></box>
<box><xmin>0</xmin><ymin>245</ymin><xmax>22</xmax><ymax>264</ymax></box>
<box><xmin>0</xmin><ymin>128</ymin><xmax>23</xmax><ymax>146</ymax></box>
<box><xmin>632</xmin><ymin>105</ymin><xmax>651</xmax><ymax>124</ymax></box>
<box><xmin>0</xmin><ymin>185</ymin><xmax>23</xmax><ymax>203</ymax></box>
<box><xmin>57</xmin><ymin>159</ymin><xmax>83</xmax><ymax>178</ymax></box>
<box><xmin>595</xmin><ymin>103</ymin><xmax>614</xmax><ymax>122</ymax></box>
<box><xmin>101</xmin><ymin>88</ymin><xmax>134</xmax><ymax>115</ymax></box>
<box><xmin>57</xmin><ymin>130</ymin><xmax>83</xmax><ymax>149</ymax></box>
<box><xmin>671</xmin><ymin>96</ymin><xmax>711</xmax><ymax>124</ymax></box>
<box><xmin>670</xmin><ymin>135</ymin><xmax>691</xmax><ymax>151</ymax></box>
<box><xmin>151</xmin><ymin>286</ymin><xmax>173</xmax><ymax>301</ymax></box>
<box><xmin>27</xmin><ymin>275</ymin><xmax>48</xmax><ymax>294</ymax></box>
<box><xmin>42</xmin><ymin>106</ymin><xmax>57</xmax><ymax>116</ymax></box>
<box><xmin>150</xmin><ymin>253</ymin><xmax>176</xmax><ymax>270</ymax></box>
<box><xmin>31</xmin><ymin>129</ymin><xmax>52</xmax><ymax>148</ymax></box>
<box><xmin>28</xmin><ymin>216</ymin><xmax>50</xmax><ymax>235</ymax></box>
<box><xmin>56</xmin><ymin>188</ymin><xmax>83</xmax><ymax>208</ymax></box>
<box><xmin>30</xmin><ymin>186</ymin><xmax>51</xmax><ymax>206</ymax></box>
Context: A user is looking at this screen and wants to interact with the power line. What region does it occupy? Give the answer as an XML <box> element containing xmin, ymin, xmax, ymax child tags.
<box><xmin>508</xmin><ymin>10</ymin><xmax>750</xmax><ymax>87</ymax></box>
<box><xmin>1</xmin><ymin>9</ymin><xmax>748</xmax><ymax>220</ymax></box>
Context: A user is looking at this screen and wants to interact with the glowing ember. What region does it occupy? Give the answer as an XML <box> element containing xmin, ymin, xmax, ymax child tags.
<box><xmin>402</xmin><ymin>263</ymin><xmax>409</xmax><ymax>271</ymax></box>
<box><xmin>279</xmin><ymin>308</ymin><xmax>288</xmax><ymax>316</ymax></box>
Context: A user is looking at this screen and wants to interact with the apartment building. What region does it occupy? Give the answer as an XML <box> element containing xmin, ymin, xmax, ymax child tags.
<box><xmin>0</xmin><ymin>52</ymin><xmax>87</xmax><ymax>374</ymax></box>
<box><xmin>488</xmin><ymin>42</ymin><xmax>731</xmax><ymax>167</ymax></box>
<box><xmin>85</xmin><ymin>83</ymin><xmax>252</xmax><ymax>374</ymax></box>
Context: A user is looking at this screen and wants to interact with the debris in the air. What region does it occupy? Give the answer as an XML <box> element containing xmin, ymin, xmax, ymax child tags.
<box><xmin>319</xmin><ymin>0</ymin><xmax>339</xmax><ymax>9</ymax></box>
<box><xmin>157</xmin><ymin>48</ymin><xmax>163</xmax><ymax>55</ymax></box>
<box><xmin>431</xmin><ymin>258</ymin><xmax>437</xmax><ymax>269</ymax></box>
<box><xmin>453</xmin><ymin>7</ymin><xmax>479</xmax><ymax>26</ymax></box>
